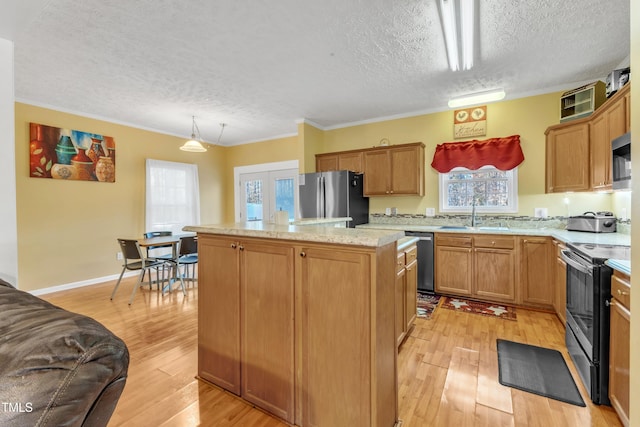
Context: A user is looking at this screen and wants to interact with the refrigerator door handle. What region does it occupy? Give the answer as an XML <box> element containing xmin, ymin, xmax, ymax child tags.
<box><xmin>320</xmin><ymin>176</ymin><xmax>326</xmax><ymax>218</ymax></box>
<box><xmin>316</xmin><ymin>176</ymin><xmax>324</xmax><ymax>218</ymax></box>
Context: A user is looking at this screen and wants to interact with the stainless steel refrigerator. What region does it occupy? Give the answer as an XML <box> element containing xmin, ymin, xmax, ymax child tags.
<box><xmin>297</xmin><ymin>170</ymin><xmax>369</xmax><ymax>228</ymax></box>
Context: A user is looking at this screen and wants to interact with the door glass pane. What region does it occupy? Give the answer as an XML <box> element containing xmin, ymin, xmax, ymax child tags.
<box><xmin>244</xmin><ymin>179</ymin><xmax>263</xmax><ymax>221</ymax></box>
<box><xmin>274</xmin><ymin>178</ymin><xmax>295</xmax><ymax>220</ymax></box>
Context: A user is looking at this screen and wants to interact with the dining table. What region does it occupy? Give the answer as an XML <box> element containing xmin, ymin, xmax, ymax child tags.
<box><xmin>136</xmin><ymin>235</ymin><xmax>186</xmax><ymax>295</ymax></box>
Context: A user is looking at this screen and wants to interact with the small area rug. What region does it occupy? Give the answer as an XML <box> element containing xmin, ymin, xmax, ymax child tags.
<box><xmin>497</xmin><ymin>339</ymin><xmax>586</xmax><ymax>407</ymax></box>
<box><xmin>417</xmin><ymin>292</ymin><xmax>441</xmax><ymax>319</ymax></box>
<box><xmin>440</xmin><ymin>296</ymin><xmax>517</xmax><ymax>320</ymax></box>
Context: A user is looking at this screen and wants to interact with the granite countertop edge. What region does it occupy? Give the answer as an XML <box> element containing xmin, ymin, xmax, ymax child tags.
<box><xmin>184</xmin><ymin>223</ymin><xmax>404</xmax><ymax>248</ymax></box>
<box><xmin>606</xmin><ymin>259</ymin><xmax>632</xmax><ymax>276</ymax></box>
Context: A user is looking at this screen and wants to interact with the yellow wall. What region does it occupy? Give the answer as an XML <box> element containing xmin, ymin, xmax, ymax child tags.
<box><xmin>15</xmin><ymin>103</ymin><xmax>226</xmax><ymax>291</ymax></box>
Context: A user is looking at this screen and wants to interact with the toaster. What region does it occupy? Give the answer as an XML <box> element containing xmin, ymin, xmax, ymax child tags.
<box><xmin>566</xmin><ymin>211</ymin><xmax>617</xmax><ymax>233</ymax></box>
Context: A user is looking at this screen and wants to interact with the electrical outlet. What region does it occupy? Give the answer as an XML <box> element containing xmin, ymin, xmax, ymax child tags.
<box><xmin>534</xmin><ymin>208</ymin><xmax>548</xmax><ymax>218</ymax></box>
<box><xmin>116</xmin><ymin>252</ymin><xmax>123</xmax><ymax>260</ymax></box>
<box><xmin>425</xmin><ymin>207</ymin><xmax>435</xmax><ymax>217</ymax></box>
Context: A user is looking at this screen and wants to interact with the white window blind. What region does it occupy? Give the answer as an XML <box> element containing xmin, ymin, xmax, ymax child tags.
<box><xmin>145</xmin><ymin>159</ymin><xmax>200</xmax><ymax>234</ymax></box>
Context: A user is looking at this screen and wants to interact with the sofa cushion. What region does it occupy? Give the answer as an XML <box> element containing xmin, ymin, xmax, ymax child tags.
<box><xmin>0</xmin><ymin>282</ymin><xmax>129</xmax><ymax>427</ymax></box>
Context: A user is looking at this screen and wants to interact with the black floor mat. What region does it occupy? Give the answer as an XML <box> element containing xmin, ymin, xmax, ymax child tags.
<box><xmin>497</xmin><ymin>339</ymin><xmax>586</xmax><ymax>407</ymax></box>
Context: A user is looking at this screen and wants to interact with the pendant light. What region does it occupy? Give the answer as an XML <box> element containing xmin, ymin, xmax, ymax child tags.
<box><xmin>180</xmin><ymin>116</ymin><xmax>207</xmax><ymax>152</ymax></box>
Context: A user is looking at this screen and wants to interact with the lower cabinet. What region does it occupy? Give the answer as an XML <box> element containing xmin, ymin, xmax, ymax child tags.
<box><xmin>198</xmin><ymin>236</ymin><xmax>295</xmax><ymax>422</ymax></box>
<box><xmin>435</xmin><ymin>234</ymin><xmax>515</xmax><ymax>304</ymax></box>
<box><xmin>198</xmin><ymin>234</ymin><xmax>397</xmax><ymax>427</ymax></box>
<box><xmin>395</xmin><ymin>243</ymin><xmax>417</xmax><ymax>347</ymax></box>
<box><xmin>519</xmin><ymin>237</ymin><xmax>554</xmax><ymax>308</ymax></box>
<box><xmin>553</xmin><ymin>239</ymin><xmax>567</xmax><ymax>325</ymax></box>
<box><xmin>435</xmin><ymin>235</ymin><xmax>473</xmax><ymax>297</ymax></box>
<box><xmin>609</xmin><ymin>270</ymin><xmax>631</xmax><ymax>427</ymax></box>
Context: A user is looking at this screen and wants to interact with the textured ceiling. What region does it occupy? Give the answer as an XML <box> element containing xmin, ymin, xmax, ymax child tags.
<box><xmin>5</xmin><ymin>0</ymin><xmax>631</xmax><ymax>146</ymax></box>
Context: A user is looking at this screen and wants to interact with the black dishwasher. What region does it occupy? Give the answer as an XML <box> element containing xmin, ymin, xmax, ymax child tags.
<box><xmin>404</xmin><ymin>231</ymin><xmax>434</xmax><ymax>293</ymax></box>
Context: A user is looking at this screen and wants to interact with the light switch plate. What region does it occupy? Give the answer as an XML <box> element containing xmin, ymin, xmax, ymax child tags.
<box><xmin>534</xmin><ymin>208</ymin><xmax>548</xmax><ymax>218</ymax></box>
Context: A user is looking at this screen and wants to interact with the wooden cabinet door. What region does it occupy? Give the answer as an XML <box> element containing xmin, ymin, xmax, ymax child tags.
<box><xmin>590</xmin><ymin>113</ymin><xmax>610</xmax><ymax>190</ymax></box>
<box><xmin>435</xmin><ymin>245</ymin><xmax>473</xmax><ymax>296</ymax></box>
<box><xmin>519</xmin><ymin>237</ymin><xmax>553</xmax><ymax>307</ymax></box>
<box><xmin>363</xmin><ymin>149</ymin><xmax>390</xmax><ymax>195</ymax></box>
<box><xmin>405</xmin><ymin>258</ymin><xmax>418</xmax><ymax>331</ymax></box>
<box><xmin>240</xmin><ymin>241</ymin><xmax>295</xmax><ymax>423</ymax></box>
<box><xmin>299</xmin><ymin>247</ymin><xmax>372</xmax><ymax>427</ymax></box>
<box><xmin>473</xmin><ymin>248</ymin><xmax>515</xmax><ymax>303</ymax></box>
<box><xmin>316</xmin><ymin>154</ymin><xmax>338</xmax><ymax>172</ymax></box>
<box><xmin>395</xmin><ymin>266</ymin><xmax>406</xmax><ymax>347</ymax></box>
<box><xmin>338</xmin><ymin>151</ymin><xmax>364</xmax><ymax>173</ymax></box>
<box><xmin>197</xmin><ymin>236</ymin><xmax>241</xmax><ymax>394</ymax></box>
<box><xmin>609</xmin><ymin>296</ymin><xmax>630</xmax><ymax>427</ymax></box>
<box><xmin>546</xmin><ymin>123</ymin><xmax>590</xmax><ymax>192</ymax></box>
<box><xmin>553</xmin><ymin>240</ymin><xmax>567</xmax><ymax>326</ymax></box>
<box><xmin>624</xmin><ymin>89</ymin><xmax>631</xmax><ymax>132</ymax></box>
<box><xmin>389</xmin><ymin>145</ymin><xmax>424</xmax><ymax>196</ymax></box>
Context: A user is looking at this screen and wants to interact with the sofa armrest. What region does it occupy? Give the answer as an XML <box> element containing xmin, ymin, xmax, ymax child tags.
<box><xmin>0</xmin><ymin>285</ymin><xmax>129</xmax><ymax>427</ymax></box>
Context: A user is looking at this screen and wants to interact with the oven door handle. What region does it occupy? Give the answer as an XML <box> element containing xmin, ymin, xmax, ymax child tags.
<box><xmin>560</xmin><ymin>249</ymin><xmax>593</xmax><ymax>276</ymax></box>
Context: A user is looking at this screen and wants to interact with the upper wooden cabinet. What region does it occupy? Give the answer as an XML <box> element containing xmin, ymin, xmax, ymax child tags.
<box><xmin>315</xmin><ymin>142</ymin><xmax>425</xmax><ymax>196</ymax></box>
<box><xmin>316</xmin><ymin>150</ymin><xmax>364</xmax><ymax>173</ymax></box>
<box><xmin>545</xmin><ymin>82</ymin><xmax>630</xmax><ymax>193</ymax></box>
<box><xmin>546</xmin><ymin>121</ymin><xmax>591</xmax><ymax>192</ymax></box>
<box><xmin>363</xmin><ymin>143</ymin><xmax>425</xmax><ymax>196</ymax></box>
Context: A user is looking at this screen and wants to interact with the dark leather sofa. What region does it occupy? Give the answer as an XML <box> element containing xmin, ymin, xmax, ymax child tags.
<box><xmin>0</xmin><ymin>279</ymin><xmax>129</xmax><ymax>427</ymax></box>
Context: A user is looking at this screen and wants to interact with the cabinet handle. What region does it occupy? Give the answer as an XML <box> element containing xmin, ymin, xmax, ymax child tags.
<box><xmin>491</xmin><ymin>241</ymin><xmax>496</xmax><ymax>245</ymax></box>
<box><xmin>230</xmin><ymin>243</ymin><xmax>237</xmax><ymax>249</ymax></box>
<box><xmin>617</xmin><ymin>289</ymin><xmax>629</xmax><ymax>296</ymax></box>
<box><xmin>606</xmin><ymin>299</ymin><xmax>616</xmax><ymax>307</ymax></box>
<box><xmin>239</xmin><ymin>245</ymin><xmax>244</xmax><ymax>251</ymax></box>
<box><xmin>390</xmin><ymin>190</ymin><xmax>394</xmax><ymax>194</ymax></box>
<box><xmin>300</xmin><ymin>251</ymin><xmax>306</xmax><ymax>258</ymax></box>
<box><xmin>523</xmin><ymin>239</ymin><xmax>528</xmax><ymax>243</ymax></box>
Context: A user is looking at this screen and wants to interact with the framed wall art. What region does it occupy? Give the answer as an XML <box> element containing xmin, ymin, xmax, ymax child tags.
<box><xmin>453</xmin><ymin>105</ymin><xmax>487</xmax><ymax>139</ymax></box>
<box><xmin>29</xmin><ymin>122</ymin><xmax>116</xmax><ymax>182</ymax></box>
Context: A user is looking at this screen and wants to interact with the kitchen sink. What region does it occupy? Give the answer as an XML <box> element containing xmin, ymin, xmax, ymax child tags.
<box><xmin>438</xmin><ymin>225</ymin><xmax>470</xmax><ymax>230</ymax></box>
<box><xmin>477</xmin><ymin>226</ymin><xmax>510</xmax><ymax>231</ymax></box>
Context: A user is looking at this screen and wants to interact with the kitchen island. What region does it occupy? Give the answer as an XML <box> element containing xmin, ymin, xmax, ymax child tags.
<box><xmin>184</xmin><ymin>222</ymin><xmax>404</xmax><ymax>427</ymax></box>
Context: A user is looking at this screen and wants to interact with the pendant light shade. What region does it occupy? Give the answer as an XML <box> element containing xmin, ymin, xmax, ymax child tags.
<box><xmin>180</xmin><ymin>116</ymin><xmax>207</xmax><ymax>152</ymax></box>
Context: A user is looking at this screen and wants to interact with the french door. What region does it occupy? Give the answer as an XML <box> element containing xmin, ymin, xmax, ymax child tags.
<box><xmin>238</xmin><ymin>169</ymin><xmax>298</xmax><ymax>223</ymax></box>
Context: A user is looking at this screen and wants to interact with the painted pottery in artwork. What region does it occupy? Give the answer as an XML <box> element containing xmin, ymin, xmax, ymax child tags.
<box><xmin>71</xmin><ymin>149</ymin><xmax>94</xmax><ymax>181</ymax></box>
<box><xmin>95</xmin><ymin>156</ymin><xmax>115</xmax><ymax>182</ymax></box>
<box><xmin>54</xmin><ymin>135</ymin><xmax>76</xmax><ymax>165</ymax></box>
<box><xmin>51</xmin><ymin>163</ymin><xmax>79</xmax><ymax>180</ymax></box>
<box><xmin>29</xmin><ymin>123</ymin><xmax>56</xmax><ymax>178</ymax></box>
<box><xmin>86</xmin><ymin>137</ymin><xmax>107</xmax><ymax>169</ymax></box>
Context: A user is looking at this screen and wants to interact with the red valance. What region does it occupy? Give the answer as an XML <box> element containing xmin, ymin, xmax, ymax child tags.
<box><xmin>430</xmin><ymin>135</ymin><xmax>524</xmax><ymax>173</ymax></box>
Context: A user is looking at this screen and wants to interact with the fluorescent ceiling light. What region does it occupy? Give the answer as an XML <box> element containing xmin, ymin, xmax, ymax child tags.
<box><xmin>439</xmin><ymin>0</ymin><xmax>476</xmax><ymax>71</ymax></box>
<box><xmin>447</xmin><ymin>89</ymin><xmax>506</xmax><ymax>108</ymax></box>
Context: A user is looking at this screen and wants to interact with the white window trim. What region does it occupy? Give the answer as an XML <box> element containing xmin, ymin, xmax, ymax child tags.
<box><xmin>438</xmin><ymin>166</ymin><xmax>518</xmax><ymax>214</ymax></box>
<box><xmin>233</xmin><ymin>160</ymin><xmax>299</xmax><ymax>222</ymax></box>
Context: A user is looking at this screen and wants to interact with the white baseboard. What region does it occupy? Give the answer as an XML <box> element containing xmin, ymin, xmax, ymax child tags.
<box><xmin>29</xmin><ymin>271</ymin><xmax>138</xmax><ymax>296</ymax></box>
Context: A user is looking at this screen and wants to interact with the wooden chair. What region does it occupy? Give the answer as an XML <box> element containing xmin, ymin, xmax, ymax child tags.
<box><xmin>111</xmin><ymin>238</ymin><xmax>166</xmax><ymax>305</ymax></box>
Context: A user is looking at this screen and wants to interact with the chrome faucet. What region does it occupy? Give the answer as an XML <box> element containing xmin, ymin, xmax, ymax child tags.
<box><xmin>470</xmin><ymin>195</ymin><xmax>478</xmax><ymax>227</ymax></box>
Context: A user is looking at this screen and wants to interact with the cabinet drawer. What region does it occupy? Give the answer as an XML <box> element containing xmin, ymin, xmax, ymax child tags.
<box><xmin>436</xmin><ymin>234</ymin><xmax>472</xmax><ymax>248</ymax></box>
<box><xmin>397</xmin><ymin>251</ymin><xmax>406</xmax><ymax>272</ymax></box>
<box><xmin>611</xmin><ymin>272</ymin><xmax>631</xmax><ymax>310</ymax></box>
<box><xmin>473</xmin><ymin>235</ymin><xmax>515</xmax><ymax>250</ymax></box>
<box><xmin>405</xmin><ymin>245</ymin><xmax>417</xmax><ymax>265</ymax></box>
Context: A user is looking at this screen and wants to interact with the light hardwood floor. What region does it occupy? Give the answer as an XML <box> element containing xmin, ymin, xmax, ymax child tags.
<box><xmin>41</xmin><ymin>276</ymin><xmax>621</xmax><ymax>427</ymax></box>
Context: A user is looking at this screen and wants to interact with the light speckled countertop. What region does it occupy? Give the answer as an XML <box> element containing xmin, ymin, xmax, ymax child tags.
<box><xmin>606</xmin><ymin>259</ymin><xmax>632</xmax><ymax>275</ymax></box>
<box><xmin>290</xmin><ymin>217</ymin><xmax>351</xmax><ymax>226</ymax></box>
<box><xmin>184</xmin><ymin>222</ymin><xmax>404</xmax><ymax>247</ymax></box>
<box><xmin>357</xmin><ymin>223</ymin><xmax>631</xmax><ymax>247</ymax></box>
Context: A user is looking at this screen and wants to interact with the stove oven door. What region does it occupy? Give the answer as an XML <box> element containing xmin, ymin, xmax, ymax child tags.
<box><xmin>562</xmin><ymin>249</ymin><xmax>598</xmax><ymax>401</ymax></box>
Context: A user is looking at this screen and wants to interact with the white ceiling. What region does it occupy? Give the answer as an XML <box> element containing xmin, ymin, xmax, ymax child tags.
<box><xmin>3</xmin><ymin>0</ymin><xmax>631</xmax><ymax>146</ymax></box>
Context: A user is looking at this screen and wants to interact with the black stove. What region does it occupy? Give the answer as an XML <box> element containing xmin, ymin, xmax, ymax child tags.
<box><xmin>566</xmin><ymin>242</ymin><xmax>631</xmax><ymax>264</ymax></box>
